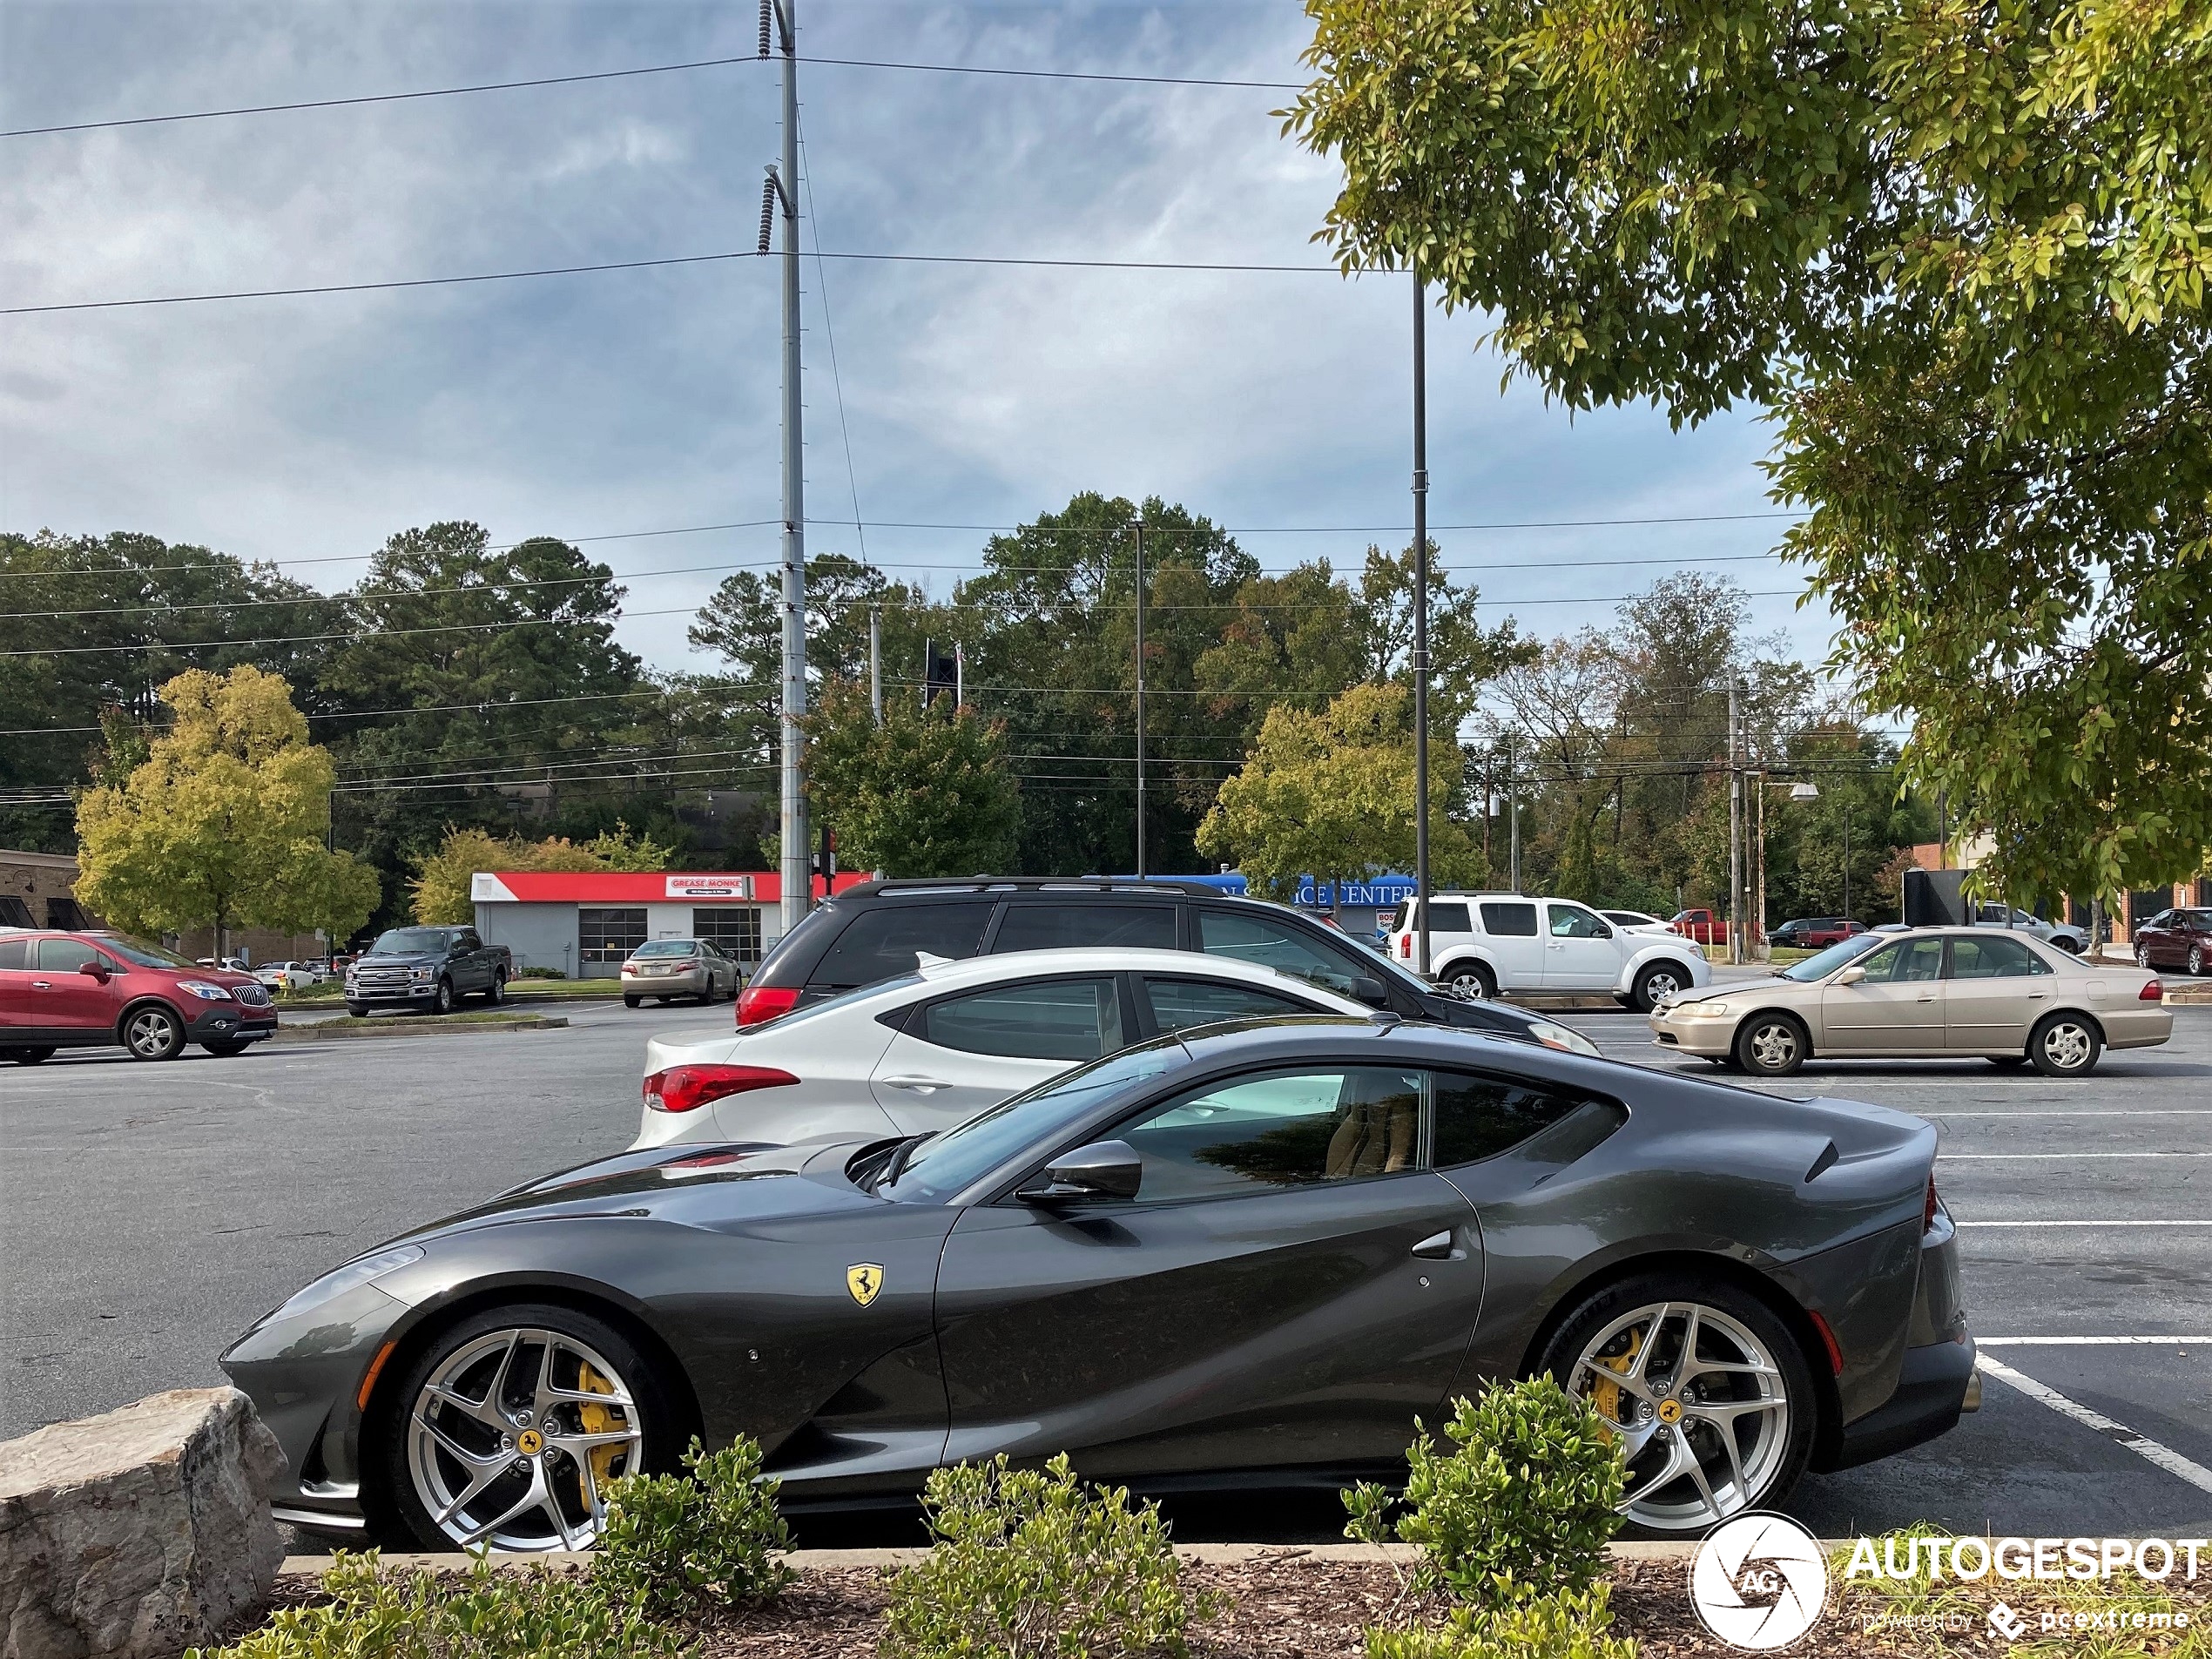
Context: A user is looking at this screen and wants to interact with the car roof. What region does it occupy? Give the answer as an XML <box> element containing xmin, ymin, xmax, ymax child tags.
<box><xmin>907</xmin><ymin>947</ymin><xmax>1372</xmax><ymax>1009</ymax></box>
<box><xmin>831</xmin><ymin>877</ymin><xmax>1233</xmax><ymax>901</ymax></box>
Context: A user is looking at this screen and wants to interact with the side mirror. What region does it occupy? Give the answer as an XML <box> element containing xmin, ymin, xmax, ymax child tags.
<box><xmin>1018</xmin><ymin>1140</ymin><xmax>1142</xmax><ymax>1204</ymax></box>
<box><xmin>78</xmin><ymin>959</ymin><xmax>111</xmax><ymax>981</ymax></box>
<box><xmin>1835</xmin><ymin>964</ymin><xmax>1867</xmax><ymax>986</ymax></box>
<box><xmin>1593</xmin><ymin>923</ymin><xmax>1614</xmax><ymax>939</ymax></box>
<box><xmin>1350</xmin><ymin>975</ymin><xmax>1391</xmax><ymax>1008</ymax></box>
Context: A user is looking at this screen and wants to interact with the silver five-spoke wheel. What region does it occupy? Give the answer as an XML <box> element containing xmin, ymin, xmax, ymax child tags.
<box><xmin>407</xmin><ymin>1325</ymin><xmax>643</xmax><ymax>1551</ymax></box>
<box><xmin>1569</xmin><ymin>1300</ymin><xmax>1792</xmax><ymax>1533</ymax></box>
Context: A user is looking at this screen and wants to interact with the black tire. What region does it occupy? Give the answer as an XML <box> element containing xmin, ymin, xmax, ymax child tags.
<box><xmin>201</xmin><ymin>1038</ymin><xmax>253</xmax><ymax>1057</ymax></box>
<box><xmin>346</xmin><ymin>1003</ymin><xmax>368</xmax><ymax>1019</ymax></box>
<box><xmin>1630</xmin><ymin>960</ymin><xmax>1694</xmax><ymax>1013</ymax></box>
<box><xmin>430</xmin><ymin>979</ymin><xmax>454</xmax><ymax>1016</ymax></box>
<box><xmin>1734</xmin><ymin>1010</ymin><xmax>1809</xmax><ymax>1076</ymax></box>
<box><xmin>1986</xmin><ymin>1054</ymin><xmax>2030</xmax><ymax>1069</ymax></box>
<box><xmin>1441</xmin><ymin>961</ymin><xmax>1496</xmax><ymax>1001</ymax></box>
<box><xmin>121</xmin><ymin>1002</ymin><xmax>187</xmax><ymax>1062</ymax></box>
<box><xmin>2028</xmin><ymin>1011</ymin><xmax>2101</xmax><ymax>1077</ymax></box>
<box><xmin>7</xmin><ymin>1046</ymin><xmax>56</xmax><ymax>1065</ymax></box>
<box><xmin>484</xmin><ymin>974</ymin><xmax>507</xmax><ymax>1007</ymax></box>
<box><xmin>2190</xmin><ymin>945</ymin><xmax>2205</xmax><ymax>977</ymax></box>
<box><xmin>623</xmin><ymin>995</ymin><xmax>640</xmax><ymax>1009</ymax></box>
<box><xmin>2136</xmin><ymin>942</ymin><xmax>2153</xmax><ymax>968</ymax></box>
<box><xmin>1538</xmin><ymin>1270</ymin><xmax>1817</xmax><ymax>1538</ymax></box>
<box><xmin>374</xmin><ymin>1302</ymin><xmax>680</xmax><ymax>1553</ymax></box>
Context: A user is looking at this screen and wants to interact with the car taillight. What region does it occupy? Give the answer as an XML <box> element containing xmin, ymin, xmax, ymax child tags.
<box><xmin>643</xmin><ymin>1063</ymin><xmax>799</xmax><ymax>1114</ymax></box>
<box><xmin>1398</xmin><ymin>935</ymin><xmax>1412</xmax><ymax>959</ymax></box>
<box><xmin>1924</xmin><ymin>1176</ymin><xmax>1941</xmax><ymax>1232</ymax></box>
<box><xmin>734</xmin><ymin>983</ymin><xmax>801</xmax><ymax>1027</ymax></box>
<box><xmin>2141</xmin><ymin>979</ymin><xmax>2164</xmax><ymax>1001</ymax></box>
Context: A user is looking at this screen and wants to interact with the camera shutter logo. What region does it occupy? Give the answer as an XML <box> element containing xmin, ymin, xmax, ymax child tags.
<box><xmin>1689</xmin><ymin>1514</ymin><xmax>1829</xmax><ymax>1650</ymax></box>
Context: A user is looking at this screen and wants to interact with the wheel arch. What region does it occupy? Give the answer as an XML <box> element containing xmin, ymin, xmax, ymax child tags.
<box><xmin>1433</xmin><ymin>948</ymin><xmax>1499</xmax><ymax>981</ymax></box>
<box><xmin>112</xmin><ymin>994</ymin><xmax>185</xmax><ymax>1042</ymax></box>
<box><xmin>1514</xmin><ymin>1248</ymin><xmax>1841</xmax><ymax>1458</ymax></box>
<box><xmin>2033</xmin><ymin>1004</ymin><xmax>2107</xmax><ymax>1045</ymax></box>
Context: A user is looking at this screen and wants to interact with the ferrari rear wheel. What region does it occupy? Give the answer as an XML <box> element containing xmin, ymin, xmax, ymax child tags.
<box><xmin>384</xmin><ymin>1304</ymin><xmax>672</xmax><ymax>1552</ymax></box>
<box><xmin>1544</xmin><ymin>1275</ymin><xmax>1814</xmax><ymax>1537</ymax></box>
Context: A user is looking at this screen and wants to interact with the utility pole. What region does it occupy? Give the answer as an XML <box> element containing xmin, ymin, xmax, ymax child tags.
<box><xmin>868</xmin><ymin>607</ymin><xmax>882</xmax><ymax>726</ymax></box>
<box><xmin>760</xmin><ymin>0</ymin><xmax>808</xmax><ymax>937</ymax></box>
<box><xmin>1133</xmin><ymin>516</ymin><xmax>1147</xmax><ymax>880</ymax></box>
<box><xmin>1506</xmin><ymin>730</ymin><xmax>1521</xmax><ymax>892</ymax></box>
<box><xmin>1842</xmin><ymin>799</ymin><xmax>1852</xmax><ymax>923</ymax></box>
<box><xmin>1412</xmin><ymin>266</ymin><xmax>1433</xmax><ymax>978</ymax></box>
<box><xmin>1727</xmin><ymin>680</ymin><xmax>1743</xmax><ymax>965</ymax></box>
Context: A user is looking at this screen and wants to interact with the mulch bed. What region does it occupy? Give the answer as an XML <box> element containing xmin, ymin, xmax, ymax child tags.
<box><xmin>261</xmin><ymin>1554</ymin><xmax>2212</xmax><ymax>1658</ymax></box>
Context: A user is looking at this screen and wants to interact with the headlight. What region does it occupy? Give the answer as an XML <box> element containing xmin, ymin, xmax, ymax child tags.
<box><xmin>1679</xmin><ymin>1001</ymin><xmax>1733</xmax><ymax>1019</ymax></box>
<box><xmin>408</xmin><ymin>964</ymin><xmax>435</xmax><ymax>981</ymax></box>
<box><xmin>176</xmin><ymin>980</ymin><xmax>233</xmax><ymax>1001</ymax></box>
<box><xmin>1527</xmin><ymin>1021</ymin><xmax>1602</xmax><ymax>1059</ymax></box>
<box><xmin>270</xmin><ymin>1245</ymin><xmax>425</xmax><ymax>1320</ymax></box>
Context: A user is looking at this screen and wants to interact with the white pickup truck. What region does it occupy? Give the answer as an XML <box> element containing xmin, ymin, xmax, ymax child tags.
<box><xmin>1390</xmin><ymin>893</ymin><xmax>1711</xmax><ymax>1011</ymax></box>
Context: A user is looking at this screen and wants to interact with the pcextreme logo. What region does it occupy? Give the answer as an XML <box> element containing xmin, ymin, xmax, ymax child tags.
<box><xmin>1690</xmin><ymin>1514</ymin><xmax>1830</xmax><ymax>1650</ymax></box>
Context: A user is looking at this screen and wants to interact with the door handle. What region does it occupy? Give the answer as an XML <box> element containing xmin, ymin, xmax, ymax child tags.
<box><xmin>880</xmin><ymin>1076</ymin><xmax>951</xmax><ymax>1093</ymax></box>
<box><xmin>30</xmin><ymin>979</ymin><xmax>52</xmax><ymax>989</ymax></box>
<box><xmin>1917</xmin><ymin>994</ymin><xmax>1937</xmax><ymax>1002</ymax></box>
<box><xmin>1411</xmin><ymin>1230</ymin><xmax>1457</xmax><ymax>1260</ymax></box>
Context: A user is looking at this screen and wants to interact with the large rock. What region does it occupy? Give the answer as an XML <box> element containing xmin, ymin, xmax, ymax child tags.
<box><xmin>0</xmin><ymin>1388</ymin><xmax>285</xmax><ymax>1659</ymax></box>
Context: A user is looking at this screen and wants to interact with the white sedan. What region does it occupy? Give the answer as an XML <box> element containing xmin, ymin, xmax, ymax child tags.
<box><xmin>632</xmin><ymin>947</ymin><xmax>1384</xmax><ymax>1150</ymax></box>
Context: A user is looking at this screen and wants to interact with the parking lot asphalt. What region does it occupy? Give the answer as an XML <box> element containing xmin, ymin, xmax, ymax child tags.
<box><xmin>3</xmin><ymin>995</ymin><xmax>2208</xmax><ymax>1546</ymax></box>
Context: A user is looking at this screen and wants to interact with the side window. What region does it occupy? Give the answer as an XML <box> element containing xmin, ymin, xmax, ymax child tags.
<box><xmin>458</xmin><ymin>933</ymin><xmax>482</xmax><ymax>953</ymax></box>
<box><xmin>920</xmin><ymin>977</ymin><xmax>1123</xmax><ymax>1062</ymax></box>
<box><xmin>1859</xmin><ymin>939</ymin><xmax>1944</xmax><ymax>982</ymax></box>
<box><xmin>1479</xmin><ymin>902</ymin><xmax>1540</xmax><ymax>936</ymax></box>
<box><xmin>994</xmin><ymin>903</ymin><xmax>1176</xmax><ymax>953</ymax></box>
<box><xmin>1547</xmin><ymin>904</ymin><xmax>1611</xmax><ymax>939</ymax></box>
<box><xmin>0</xmin><ymin>940</ymin><xmax>26</xmax><ymax>969</ymax></box>
<box><xmin>1950</xmin><ymin>936</ymin><xmax>2050</xmax><ymax>979</ymax></box>
<box><xmin>1117</xmin><ymin>1068</ymin><xmax>1421</xmax><ymax>1201</ymax></box>
<box><xmin>1426</xmin><ymin>902</ymin><xmax>1472</xmax><ymax>933</ymax></box>
<box><xmin>1431</xmin><ymin>1071</ymin><xmax>1589</xmax><ymax>1168</ymax></box>
<box><xmin>36</xmin><ymin>938</ymin><xmax>98</xmax><ymax>972</ymax></box>
<box><xmin>816</xmin><ymin>903</ymin><xmax>993</xmax><ymax>988</ymax></box>
<box><xmin>1141</xmin><ymin>976</ymin><xmax>1316</xmax><ymax>1034</ymax></box>
<box><xmin>1195</xmin><ymin>910</ymin><xmax>1366</xmax><ymax>996</ymax></box>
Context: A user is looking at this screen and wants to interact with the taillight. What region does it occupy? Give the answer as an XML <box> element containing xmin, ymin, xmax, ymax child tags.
<box><xmin>643</xmin><ymin>1063</ymin><xmax>799</xmax><ymax>1114</ymax></box>
<box><xmin>2141</xmin><ymin>979</ymin><xmax>2165</xmax><ymax>1001</ymax></box>
<box><xmin>1398</xmin><ymin>935</ymin><xmax>1412</xmax><ymax>959</ymax></box>
<box><xmin>1924</xmin><ymin>1176</ymin><xmax>1941</xmax><ymax>1232</ymax></box>
<box><xmin>734</xmin><ymin>983</ymin><xmax>801</xmax><ymax>1028</ymax></box>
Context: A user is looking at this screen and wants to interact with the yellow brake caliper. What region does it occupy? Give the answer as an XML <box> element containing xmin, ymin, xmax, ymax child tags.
<box><xmin>576</xmin><ymin>1362</ymin><xmax>624</xmax><ymax>1509</ymax></box>
<box><xmin>1588</xmin><ymin>1328</ymin><xmax>1643</xmax><ymax>1453</ymax></box>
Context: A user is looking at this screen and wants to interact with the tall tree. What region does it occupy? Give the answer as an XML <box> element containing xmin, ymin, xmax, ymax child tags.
<box><xmin>805</xmin><ymin>680</ymin><xmax>1021</xmax><ymax>878</ymax></box>
<box><xmin>1288</xmin><ymin>0</ymin><xmax>2212</xmax><ymax>906</ymax></box>
<box><xmin>74</xmin><ymin>667</ymin><xmax>378</xmax><ymax>954</ymax></box>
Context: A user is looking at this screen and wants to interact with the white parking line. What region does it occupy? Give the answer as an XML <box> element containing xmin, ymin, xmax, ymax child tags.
<box><xmin>1939</xmin><ymin>1151</ymin><xmax>2212</xmax><ymax>1159</ymax></box>
<box><xmin>1957</xmin><ymin>1220</ymin><xmax>2212</xmax><ymax>1227</ymax></box>
<box><xmin>1977</xmin><ymin>1356</ymin><xmax>2212</xmax><ymax>1495</ymax></box>
<box><xmin>1981</xmin><ymin>1337</ymin><xmax>2212</xmax><ymax>1345</ymax></box>
<box><xmin>1925</xmin><ymin>1109</ymin><xmax>2212</xmax><ymax>1117</ymax></box>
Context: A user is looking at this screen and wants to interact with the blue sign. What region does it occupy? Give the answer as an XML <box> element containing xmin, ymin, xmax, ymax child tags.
<box><xmin>1294</xmin><ymin>874</ymin><xmax>1418</xmax><ymax>909</ymax></box>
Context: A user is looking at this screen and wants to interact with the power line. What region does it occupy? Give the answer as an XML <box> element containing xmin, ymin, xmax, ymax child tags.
<box><xmin>2</xmin><ymin>54</ymin><xmax>1304</xmax><ymax>140</ymax></box>
<box><xmin>0</xmin><ymin>604</ymin><xmax>705</xmax><ymax>658</ymax></box>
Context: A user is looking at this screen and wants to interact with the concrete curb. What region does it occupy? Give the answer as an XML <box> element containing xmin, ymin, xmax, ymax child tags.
<box><xmin>279</xmin><ymin>1541</ymin><xmax>1716</xmax><ymax>1575</ymax></box>
<box><xmin>273</xmin><ymin>1016</ymin><xmax>568</xmax><ymax>1042</ymax></box>
<box><xmin>2166</xmin><ymin>984</ymin><xmax>2212</xmax><ymax>1007</ymax></box>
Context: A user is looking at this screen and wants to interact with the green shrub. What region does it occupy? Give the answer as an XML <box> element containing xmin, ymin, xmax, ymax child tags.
<box><xmin>516</xmin><ymin>966</ymin><xmax>566</xmax><ymax>980</ymax></box>
<box><xmin>185</xmin><ymin>1550</ymin><xmax>688</xmax><ymax>1659</ymax></box>
<box><xmin>881</xmin><ymin>1453</ymin><xmax>1214</xmax><ymax>1659</ymax></box>
<box><xmin>1344</xmin><ymin>1378</ymin><xmax>1626</xmax><ymax>1608</ymax></box>
<box><xmin>1364</xmin><ymin>1588</ymin><xmax>1637</xmax><ymax>1659</ymax></box>
<box><xmin>593</xmin><ymin>1437</ymin><xmax>792</xmax><ymax>1621</ymax></box>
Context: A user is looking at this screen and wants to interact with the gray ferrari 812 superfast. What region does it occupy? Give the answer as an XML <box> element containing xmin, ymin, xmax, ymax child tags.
<box><xmin>222</xmin><ymin>1015</ymin><xmax>1974</xmax><ymax>1549</ymax></box>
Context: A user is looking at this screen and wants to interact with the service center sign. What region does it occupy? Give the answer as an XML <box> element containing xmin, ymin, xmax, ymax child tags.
<box><xmin>666</xmin><ymin>874</ymin><xmax>753</xmax><ymax>900</ymax></box>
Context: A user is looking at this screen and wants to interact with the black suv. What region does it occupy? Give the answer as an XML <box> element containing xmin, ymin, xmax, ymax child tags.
<box><xmin>735</xmin><ymin>877</ymin><xmax>1595</xmax><ymax>1053</ymax></box>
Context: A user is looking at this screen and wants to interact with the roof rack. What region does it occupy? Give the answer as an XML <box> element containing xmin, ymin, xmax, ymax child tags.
<box><xmin>839</xmin><ymin>876</ymin><xmax>1235</xmax><ymax>900</ymax></box>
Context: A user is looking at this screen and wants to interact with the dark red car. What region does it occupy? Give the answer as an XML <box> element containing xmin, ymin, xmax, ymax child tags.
<box><xmin>0</xmin><ymin>930</ymin><xmax>277</xmax><ymax>1063</ymax></box>
<box><xmin>2134</xmin><ymin>907</ymin><xmax>2212</xmax><ymax>976</ymax></box>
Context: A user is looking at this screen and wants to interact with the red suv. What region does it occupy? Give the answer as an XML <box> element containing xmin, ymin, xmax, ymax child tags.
<box><xmin>0</xmin><ymin>930</ymin><xmax>277</xmax><ymax>1063</ymax></box>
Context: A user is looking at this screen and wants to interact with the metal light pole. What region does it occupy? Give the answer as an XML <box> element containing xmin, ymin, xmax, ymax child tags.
<box><xmin>868</xmin><ymin>607</ymin><xmax>882</xmax><ymax>727</ymax></box>
<box><xmin>1727</xmin><ymin>680</ymin><xmax>1743</xmax><ymax>965</ymax></box>
<box><xmin>1412</xmin><ymin>267</ymin><xmax>1433</xmax><ymax>978</ymax></box>
<box><xmin>1134</xmin><ymin>516</ymin><xmax>1147</xmax><ymax>880</ymax></box>
<box><xmin>763</xmin><ymin>0</ymin><xmax>808</xmax><ymax>934</ymax></box>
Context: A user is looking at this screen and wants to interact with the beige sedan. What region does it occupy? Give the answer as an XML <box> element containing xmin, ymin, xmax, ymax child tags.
<box><xmin>620</xmin><ymin>938</ymin><xmax>745</xmax><ymax>1008</ymax></box>
<box><xmin>1649</xmin><ymin>927</ymin><xmax>2172</xmax><ymax>1077</ymax></box>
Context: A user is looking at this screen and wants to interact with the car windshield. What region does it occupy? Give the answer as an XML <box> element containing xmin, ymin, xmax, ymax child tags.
<box><xmin>880</xmin><ymin>1037</ymin><xmax>1186</xmax><ymax>1204</ymax></box>
<box><xmin>370</xmin><ymin>928</ymin><xmax>457</xmax><ymax>954</ymax></box>
<box><xmin>1779</xmin><ymin>932</ymin><xmax>1886</xmax><ymax>981</ymax></box>
<box><xmin>631</xmin><ymin>941</ymin><xmax>699</xmax><ymax>957</ymax></box>
<box><xmin>97</xmin><ymin>934</ymin><xmax>197</xmax><ymax>968</ymax></box>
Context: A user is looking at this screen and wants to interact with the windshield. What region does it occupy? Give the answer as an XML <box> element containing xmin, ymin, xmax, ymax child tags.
<box><xmin>631</xmin><ymin>941</ymin><xmax>700</xmax><ymax>957</ymax></box>
<box><xmin>370</xmin><ymin>928</ymin><xmax>458</xmax><ymax>954</ymax></box>
<box><xmin>98</xmin><ymin>934</ymin><xmax>197</xmax><ymax>968</ymax></box>
<box><xmin>1779</xmin><ymin>932</ymin><xmax>1886</xmax><ymax>982</ymax></box>
<box><xmin>881</xmin><ymin>1037</ymin><xmax>1185</xmax><ymax>1204</ymax></box>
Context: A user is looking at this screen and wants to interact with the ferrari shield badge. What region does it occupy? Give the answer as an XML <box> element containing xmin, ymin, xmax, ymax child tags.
<box><xmin>846</xmin><ymin>1263</ymin><xmax>885</xmax><ymax>1306</ymax></box>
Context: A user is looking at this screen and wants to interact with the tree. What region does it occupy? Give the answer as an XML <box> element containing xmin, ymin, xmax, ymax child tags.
<box><xmin>1197</xmin><ymin>682</ymin><xmax>1484</xmax><ymax>903</ymax></box>
<box><xmin>804</xmin><ymin>680</ymin><xmax>1021</xmax><ymax>878</ymax></box>
<box><xmin>409</xmin><ymin>823</ymin><xmax>673</xmax><ymax>925</ymax></box>
<box><xmin>1286</xmin><ymin>0</ymin><xmax>2212</xmax><ymax>907</ymax></box>
<box><xmin>74</xmin><ymin>667</ymin><xmax>377</xmax><ymax>954</ymax></box>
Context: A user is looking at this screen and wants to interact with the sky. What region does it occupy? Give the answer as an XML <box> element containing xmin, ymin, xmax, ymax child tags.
<box><xmin>0</xmin><ymin>0</ymin><xmax>1830</xmax><ymax>682</ymax></box>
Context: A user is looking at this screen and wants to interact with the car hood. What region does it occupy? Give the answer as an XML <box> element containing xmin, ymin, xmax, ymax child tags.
<box><xmin>353</xmin><ymin>951</ymin><xmax>448</xmax><ymax>968</ymax></box>
<box><xmin>1666</xmin><ymin>976</ymin><xmax>1811</xmax><ymax>1007</ymax></box>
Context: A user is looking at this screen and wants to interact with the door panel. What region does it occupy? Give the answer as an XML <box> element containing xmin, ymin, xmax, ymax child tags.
<box><xmin>1474</xmin><ymin>901</ymin><xmax>1545</xmax><ymax>988</ymax></box>
<box><xmin>30</xmin><ymin>938</ymin><xmax>115</xmax><ymax>1032</ymax></box>
<box><xmin>1945</xmin><ymin>934</ymin><xmax>2051</xmax><ymax>1051</ymax></box>
<box><xmin>1822</xmin><ymin>938</ymin><xmax>1946</xmax><ymax>1051</ymax></box>
<box><xmin>0</xmin><ymin>937</ymin><xmax>33</xmax><ymax>1031</ymax></box>
<box><xmin>1541</xmin><ymin>903</ymin><xmax>1620</xmax><ymax>989</ymax></box>
<box><xmin>934</xmin><ymin>1173</ymin><xmax>1480</xmax><ymax>1479</ymax></box>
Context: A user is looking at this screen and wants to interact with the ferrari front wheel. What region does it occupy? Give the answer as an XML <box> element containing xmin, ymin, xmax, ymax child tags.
<box><xmin>381</xmin><ymin>1304</ymin><xmax>675</xmax><ymax>1552</ymax></box>
<box><xmin>1543</xmin><ymin>1274</ymin><xmax>1814</xmax><ymax>1537</ymax></box>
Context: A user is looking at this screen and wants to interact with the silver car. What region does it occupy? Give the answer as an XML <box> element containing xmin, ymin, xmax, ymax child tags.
<box><xmin>620</xmin><ymin>939</ymin><xmax>744</xmax><ymax>1008</ymax></box>
<box><xmin>1649</xmin><ymin>927</ymin><xmax>2170</xmax><ymax>1077</ymax></box>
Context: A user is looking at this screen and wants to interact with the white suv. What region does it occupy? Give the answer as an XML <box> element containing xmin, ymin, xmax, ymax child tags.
<box><xmin>1391</xmin><ymin>894</ymin><xmax>1710</xmax><ymax>1011</ymax></box>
